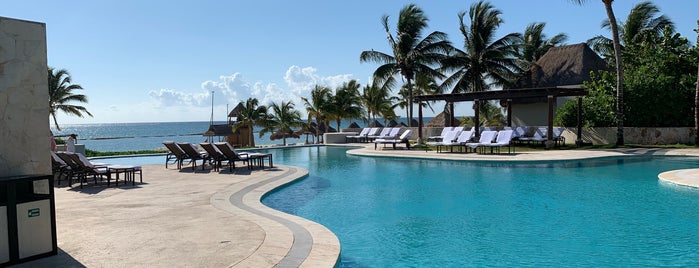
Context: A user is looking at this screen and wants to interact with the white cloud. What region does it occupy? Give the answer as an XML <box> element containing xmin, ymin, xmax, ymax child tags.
<box><xmin>144</xmin><ymin>66</ymin><xmax>357</xmax><ymax>120</ymax></box>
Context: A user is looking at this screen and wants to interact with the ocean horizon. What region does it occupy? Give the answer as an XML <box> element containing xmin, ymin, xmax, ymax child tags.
<box><xmin>51</xmin><ymin>118</ymin><xmax>435</xmax><ymax>152</ymax></box>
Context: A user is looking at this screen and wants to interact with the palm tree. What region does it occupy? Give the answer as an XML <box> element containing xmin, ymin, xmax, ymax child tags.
<box><xmin>570</xmin><ymin>0</ymin><xmax>625</xmax><ymax>145</ymax></box>
<box><xmin>361</xmin><ymin>79</ymin><xmax>394</xmax><ymax>123</ymax></box>
<box><xmin>441</xmin><ymin>1</ymin><xmax>521</xmax><ymax>129</ymax></box>
<box><xmin>48</xmin><ymin>67</ymin><xmax>92</xmax><ymax>130</ymax></box>
<box><xmin>259</xmin><ymin>101</ymin><xmax>302</xmax><ymax>146</ymax></box>
<box><xmin>694</xmin><ymin>21</ymin><xmax>699</xmax><ymax>146</ymax></box>
<box><xmin>329</xmin><ymin>80</ymin><xmax>364</xmax><ymax>130</ymax></box>
<box><xmin>360</xmin><ymin>3</ymin><xmax>451</xmax><ymax>127</ymax></box>
<box><xmin>515</xmin><ymin>22</ymin><xmax>568</xmax><ymax>65</ymax></box>
<box><xmin>587</xmin><ymin>1</ymin><xmax>674</xmax><ymax>60</ymax></box>
<box><xmin>231</xmin><ymin>98</ymin><xmax>267</xmax><ymax>147</ymax></box>
<box><xmin>301</xmin><ymin>85</ymin><xmax>332</xmax><ymax>143</ymax></box>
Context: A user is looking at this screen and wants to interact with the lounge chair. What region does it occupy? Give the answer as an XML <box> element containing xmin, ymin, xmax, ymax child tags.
<box><xmin>367</xmin><ymin>128</ymin><xmax>391</xmax><ymax>141</ymax></box>
<box><xmin>214</xmin><ymin>142</ymin><xmax>268</xmax><ymax>170</ymax></box>
<box><xmin>552</xmin><ymin>127</ymin><xmax>565</xmax><ymax>146</ymax></box>
<box><xmin>374</xmin><ymin>128</ymin><xmax>401</xmax><ymax>140</ymax></box>
<box><xmin>482</xmin><ymin>130</ymin><xmax>515</xmax><ymax>154</ymax></box>
<box><xmin>518</xmin><ymin>127</ymin><xmax>547</xmax><ymax>145</ymax></box>
<box><xmin>163</xmin><ymin>141</ymin><xmax>191</xmax><ymax>169</ymax></box>
<box><xmin>442</xmin><ymin>129</ymin><xmax>475</xmax><ymax>153</ymax></box>
<box><xmin>57</xmin><ymin>152</ymin><xmax>111</xmax><ymax>188</ymax></box>
<box><xmin>200</xmin><ymin>143</ymin><xmax>227</xmax><ymax>171</ymax></box>
<box><xmin>363</xmin><ymin>127</ymin><xmax>380</xmax><ymax>142</ymax></box>
<box><xmin>465</xmin><ymin>131</ymin><xmax>498</xmax><ymax>153</ymax></box>
<box><xmin>427</xmin><ymin>127</ymin><xmax>453</xmax><ymax>141</ymax></box>
<box><xmin>374</xmin><ymin>130</ymin><xmax>412</xmax><ymax>150</ymax></box>
<box><xmin>426</xmin><ymin>129</ymin><xmax>460</xmax><ymax>151</ymax></box>
<box><xmin>177</xmin><ymin>143</ymin><xmax>208</xmax><ymax>170</ymax></box>
<box><xmin>51</xmin><ymin>151</ymin><xmax>73</xmax><ymax>185</ymax></box>
<box><xmin>345</xmin><ymin>128</ymin><xmax>370</xmax><ymax>143</ymax></box>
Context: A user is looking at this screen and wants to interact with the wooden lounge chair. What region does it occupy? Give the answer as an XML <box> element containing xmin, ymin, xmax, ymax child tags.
<box><xmin>51</xmin><ymin>151</ymin><xmax>73</xmax><ymax>185</ymax></box>
<box><xmin>177</xmin><ymin>143</ymin><xmax>208</xmax><ymax>170</ymax></box>
<box><xmin>57</xmin><ymin>152</ymin><xmax>111</xmax><ymax>188</ymax></box>
<box><xmin>163</xmin><ymin>141</ymin><xmax>190</xmax><ymax>169</ymax></box>
<box><xmin>374</xmin><ymin>130</ymin><xmax>412</xmax><ymax>150</ymax></box>
<box><xmin>200</xmin><ymin>142</ymin><xmax>228</xmax><ymax>171</ymax></box>
<box><xmin>214</xmin><ymin>142</ymin><xmax>257</xmax><ymax>171</ymax></box>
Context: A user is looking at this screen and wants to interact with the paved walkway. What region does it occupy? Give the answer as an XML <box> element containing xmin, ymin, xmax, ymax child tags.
<box><xmin>13</xmin><ymin>145</ymin><xmax>699</xmax><ymax>267</ymax></box>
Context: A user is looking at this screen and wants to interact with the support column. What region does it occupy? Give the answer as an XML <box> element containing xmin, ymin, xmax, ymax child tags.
<box><xmin>506</xmin><ymin>99</ymin><xmax>512</xmax><ymax>127</ymax></box>
<box><xmin>418</xmin><ymin>100</ymin><xmax>423</xmax><ymax>144</ymax></box>
<box><xmin>449</xmin><ymin>102</ymin><xmax>455</xmax><ymax>127</ymax></box>
<box><xmin>474</xmin><ymin>99</ymin><xmax>480</xmax><ymax>137</ymax></box>
<box><xmin>576</xmin><ymin>96</ymin><xmax>583</xmax><ymax>146</ymax></box>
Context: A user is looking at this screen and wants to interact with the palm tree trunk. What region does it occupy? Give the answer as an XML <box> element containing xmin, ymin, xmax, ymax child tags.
<box><xmin>51</xmin><ymin>114</ymin><xmax>62</xmax><ymax>131</ymax></box>
<box><xmin>407</xmin><ymin>78</ymin><xmax>413</xmax><ymax>127</ymax></box>
<box><xmin>604</xmin><ymin>0</ymin><xmax>625</xmax><ymax>146</ymax></box>
<box><xmin>248</xmin><ymin>122</ymin><xmax>255</xmax><ymax>147</ymax></box>
<box><xmin>695</xmin><ymin>56</ymin><xmax>699</xmax><ymax>145</ymax></box>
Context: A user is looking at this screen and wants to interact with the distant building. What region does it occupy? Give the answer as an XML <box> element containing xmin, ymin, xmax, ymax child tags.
<box><xmin>506</xmin><ymin>43</ymin><xmax>608</xmax><ymax>126</ymax></box>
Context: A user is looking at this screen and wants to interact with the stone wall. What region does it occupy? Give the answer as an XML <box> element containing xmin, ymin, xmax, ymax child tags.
<box><xmin>563</xmin><ymin>127</ymin><xmax>697</xmax><ymax>145</ymax></box>
<box><xmin>0</xmin><ymin>17</ymin><xmax>50</xmax><ymax>177</ymax></box>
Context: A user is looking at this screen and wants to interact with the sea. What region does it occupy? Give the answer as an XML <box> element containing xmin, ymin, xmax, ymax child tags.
<box><xmin>51</xmin><ymin>118</ymin><xmax>433</xmax><ymax>152</ymax></box>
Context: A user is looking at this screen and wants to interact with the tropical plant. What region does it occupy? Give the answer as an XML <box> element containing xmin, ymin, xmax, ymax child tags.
<box><xmin>360</xmin><ymin>3</ymin><xmax>451</xmax><ymax>127</ymax></box>
<box><xmin>695</xmin><ymin>21</ymin><xmax>699</xmax><ymax>145</ymax></box>
<box><xmin>329</xmin><ymin>80</ymin><xmax>364</xmax><ymax>130</ymax></box>
<box><xmin>231</xmin><ymin>98</ymin><xmax>267</xmax><ymax>147</ymax></box>
<box><xmin>361</xmin><ymin>79</ymin><xmax>395</xmax><ymax>124</ymax></box>
<box><xmin>587</xmin><ymin>1</ymin><xmax>674</xmax><ymax>60</ymax></box>
<box><xmin>515</xmin><ymin>22</ymin><xmax>568</xmax><ymax>65</ymax></box>
<box><xmin>301</xmin><ymin>85</ymin><xmax>332</xmax><ymax>143</ymax></box>
<box><xmin>440</xmin><ymin>1</ymin><xmax>521</xmax><ymax>128</ymax></box>
<box><xmin>570</xmin><ymin>0</ymin><xmax>625</xmax><ymax>145</ymax></box>
<box><xmin>459</xmin><ymin>101</ymin><xmax>506</xmax><ymax>127</ymax></box>
<box><xmin>48</xmin><ymin>67</ymin><xmax>92</xmax><ymax>130</ymax></box>
<box><xmin>259</xmin><ymin>101</ymin><xmax>302</xmax><ymax>146</ymax></box>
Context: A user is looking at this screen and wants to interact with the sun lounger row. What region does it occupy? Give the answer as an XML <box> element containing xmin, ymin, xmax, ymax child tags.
<box><xmin>346</xmin><ymin>127</ymin><xmax>403</xmax><ymax>143</ymax></box>
<box><xmin>51</xmin><ymin>151</ymin><xmax>142</xmax><ymax>188</ymax></box>
<box><xmin>163</xmin><ymin>141</ymin><xmax>273</xmax><ymax>172</ymax></box>
<box><xmin>374</xmin><ymin>130</ymin><xmax>412</xmax><ymax>150</ymax></box>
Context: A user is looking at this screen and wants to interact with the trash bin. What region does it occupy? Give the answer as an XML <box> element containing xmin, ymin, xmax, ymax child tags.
<box><xmin>0</xmin><ymin>174</ymin><xmax>56</xmax><ymax>266</ymax></box>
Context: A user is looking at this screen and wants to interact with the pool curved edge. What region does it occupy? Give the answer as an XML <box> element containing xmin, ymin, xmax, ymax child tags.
<box><xmin>659</xmin><ymin>168</ymin><xmax>699</xmax><ymax>188</ymax></box>
<box><xmin>209</xmin><ymin>165</ymin><xmax>341</xmax><ymax>268</ymax></box>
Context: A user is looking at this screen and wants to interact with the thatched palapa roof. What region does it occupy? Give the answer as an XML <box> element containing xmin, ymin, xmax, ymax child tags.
<box><xmin>203</xmin><ymin>124</ymin><xmax>236</xmax><ymax>136</ymax></box>
<box><xmin>227</xmin><ymin>103</ymin><xmax>246</xmax><ymax>120</ymax></box>
<box><xmin>425</xmin><ymin>112</ymin><xmax>458</xmax><ymax>127</ymax></box>
<box><xmin>514</xmin><ymin>43</ymin><xmax>608</xmax><ymax>89</ymax></box>
<box><xmin>348</xmin><ymin>122</ymin><xmax>361</xmax><ymax>129</ymax></box>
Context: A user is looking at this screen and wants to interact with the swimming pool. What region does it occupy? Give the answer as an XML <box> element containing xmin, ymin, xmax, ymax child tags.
<box><xmin>259</xmin><ymin>146</ymin><xmax>699</xmax><ymax>267</ymax></box>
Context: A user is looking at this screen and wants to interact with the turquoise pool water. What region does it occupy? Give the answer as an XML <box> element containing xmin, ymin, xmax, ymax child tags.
<box><xmin>259</xmin><ymin>147</ymin><xmax>699</xmax><ymax>267</ymax></box>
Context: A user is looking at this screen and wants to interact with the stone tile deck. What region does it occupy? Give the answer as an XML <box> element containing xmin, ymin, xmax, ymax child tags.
<box><xmin>13</xmin><ymin>145</ymin><xmax>699</xmax><ymax>267</ymax></box>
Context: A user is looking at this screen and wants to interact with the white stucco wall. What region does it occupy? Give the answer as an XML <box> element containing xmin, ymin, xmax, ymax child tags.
<box><xmin>511</xmin><ymin>96</ymin><xmax>574</xmax><ymax>126</ymax></box>
<box><xmin>0</xmin><ymin>17</ymin><xmax>50</xmax><ymax>177</ymax></box>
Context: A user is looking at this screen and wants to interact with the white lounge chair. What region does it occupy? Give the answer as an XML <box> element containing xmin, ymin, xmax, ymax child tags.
<box><xmin>426</xmin><ymin>129</ymin><xmax>459</xmax><ymax>148</ymax></box>
<box><xmin>374</xmin><ymin>127</ymin><xmax>401</xmax><ymax>140</ymax></box>
<box><xmin>427</xmin><ymin>127</ymin><xmax>453</xmax><ymax>141</ymax></box>
<box><xmin>437</xmin><ymin>129</ymin><xmax>474</xmax><ymax>153</ymax></box>
<box><xmin>345</xmin><ymin>128</ymin><xmax>370</xmax><ymax>143</ymax></box>
<box><xmin>483</xmin><ymin>129</ymin><xmax>515</xmax><ymax>154</ymax></box>
<box><xmin>465</xmin><ymin>130</ymin><xmax>498</xmax><ymax>153</ymax></box>
<box><xmin>374</xmin><ymin>130</ymin><xmax>412</xmax><ymax>150</ymax></box>
<box><xmin>368</xmin><ymin>127</ymin><xmax>391</xmax><ymax>141</ymax></box>
<box><xmin>518</xmin><ymin>127</ymin><xmax>547</xmax><ymax>145</ymax></box>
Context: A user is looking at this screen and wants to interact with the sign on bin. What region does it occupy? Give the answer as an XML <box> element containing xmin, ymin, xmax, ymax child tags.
<box><xmin>27</xmin><ymin>208</ymin><xmax>39</xmax><ymax>218</ymax></box>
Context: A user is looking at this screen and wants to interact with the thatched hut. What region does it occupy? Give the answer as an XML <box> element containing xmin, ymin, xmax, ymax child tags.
<box><xmin>425</xmin><ymin>112</ymin><xmax>458</xmax><ymax>127</ymax></box>
<box><xmin>507</xmin><ymin>43</ymin><xmax>607</xmax><ymax>126</ymax></box>
<box><xmin>368</xmin><ymin>120</ymin><xmax>384</xmax><ymax>128</ymax></box>
<box><xmin>348</xmin><ymin>122</ymin><xmax>361</xmax><ymax>129</ymax></box>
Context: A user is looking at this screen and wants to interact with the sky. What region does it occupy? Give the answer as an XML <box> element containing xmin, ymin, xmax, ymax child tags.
<box><xmin>3</xmin><ymin>0</ymin><xmax>698</xmax><ymax>125</ymax></box>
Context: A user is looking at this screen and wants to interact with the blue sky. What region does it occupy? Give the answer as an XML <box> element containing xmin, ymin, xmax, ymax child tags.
<box><xmin>4</xmin><ymin>0</ymin><xmax>698</xmax><ymax>124</ymax></box>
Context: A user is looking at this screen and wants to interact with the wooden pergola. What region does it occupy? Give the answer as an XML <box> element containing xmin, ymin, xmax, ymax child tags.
<box><xmin>413</xmin><ymin>86</ymin><xmax>588</xmax><ymax>145</ymax></box>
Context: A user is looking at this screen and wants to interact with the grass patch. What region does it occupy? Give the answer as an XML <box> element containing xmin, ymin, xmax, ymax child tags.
<box><xmin>85</xmin><ymin>149</ymin><xmax>167</xmax><ymax>157</ymax></box>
